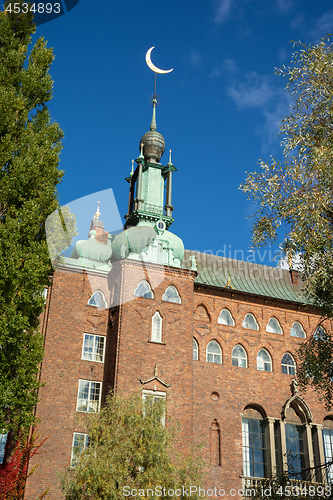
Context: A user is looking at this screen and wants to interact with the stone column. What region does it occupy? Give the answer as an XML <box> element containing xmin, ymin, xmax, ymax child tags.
<box><xmin>165</xmin><ymin>171</ymin><xmax>174</xmax><ymax>217</ymax></box>
<box><xmin>267</xmin><ymin>418</ymin><xmax>276</xmax><ymax>477</ymax></box>
<box><xmin>304</xmin><ymin>424</ymin><xmax>315</xmax><ymax>481</ymax></box>
<box><xmin>316</xmin><ymin>425</ymin><xmax>327</xmax><ymax>484</ymax></box>
<box><xmin>280</xmin><ymin>421</ymin><xmax>289</xmax><ymax>474</ymax></box>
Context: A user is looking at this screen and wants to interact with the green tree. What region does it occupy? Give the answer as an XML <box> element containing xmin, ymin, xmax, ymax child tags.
<box><xmin>240</xmin><ymin>36</ymin><xmax>333</xmax><ymax>407</ymax></box>
<box><xmin>62</xmin><ymin>392</ymin><xmax>205</xmax><ymax>500</ymax></box>
<box><xmin>0</xmin><ymin>1</ymin><xmax>65</xmax><ymax>434</ymax></box>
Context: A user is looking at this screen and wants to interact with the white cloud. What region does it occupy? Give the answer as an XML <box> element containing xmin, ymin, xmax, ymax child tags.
<box><xmin>213</xmin><ymin>0</ymin><xmax>233</xmax><ymax>24</ymax></box>
<box><xmin>275</xmin><ymin>0</ymin><xmax>292</xmax><ymax>13</ymax></box>
<box><xmin>209</xmin><ymin>58</ymin><xmax>237</xmax><ymax>78</ymax></box>
<box><xmin>188</xmin><ymin>50</ymin><xmax>203</xmax><ymax>68</ymax></box>
<box><xmin>227</xmin><ymin>72</ymin><xmax>275</xmax><ymax>108</ymax></box>
<box><xmin>227</xmin><ymin>71</ymin><xmax>291</xmax><ymax>151</ymax></box>
<box><xmin>309</xmin><ymin>10</ymin><xmax>333</xmax><ymax>42</ymax></box>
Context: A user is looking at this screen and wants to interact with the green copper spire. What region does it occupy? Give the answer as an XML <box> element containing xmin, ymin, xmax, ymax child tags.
<box><xmin>150</xmin><ymin>98</ymin><xmax>157</xmax><ymax>131</ymax></box>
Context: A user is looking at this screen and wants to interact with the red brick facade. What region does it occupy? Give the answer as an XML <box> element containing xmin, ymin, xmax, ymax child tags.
<box><xmin>23</xmin><ymin>252</ymin><xmax>332</xmax><ymax>499</ymax></box>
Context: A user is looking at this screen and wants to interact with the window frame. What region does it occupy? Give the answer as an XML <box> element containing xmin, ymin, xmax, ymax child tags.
<box><xmin>281</xmin><ymin>353</ymin><xmax>296</xmax><ymax>375</ymax></box>
<box><xmin>290</xmin><ymin>321</ymin><xmax>306</xmax><ymax>338</ymax></box>
<box><xmin>88</xmin><ymin>290</ymin><xmax>107</xmax><ymax>308</ymax></box>
<box><xmin>206</xmin><ymin>340</ymin><xmax>222</xmax><ymax>364</ymax></box>
<box><xmin>266</xmin><ymin>317</ymin><xmax>283</xmax><ymax>334</ymax></box>
<box><xmin>151</xmin><ymin>311</ymin><xmax>163</xmax><ymax>343</ymax></box>
<box><xmin>242</xmin><ymin>417</ymin><xmax>267</xmax><ymax>478</ymax></box>
<box><xmin>162</xmin><ymin>285</ymin><xmax>181</xmax><ymax>304</ymax></box>
<box><xmin>134</xmin><ymin>280</ymin><xmax>154</xmax><ymax>299</ymax></box>
<box><xmin>142</xmin><ymin>389</ymin><xmax>166</xmax><ymax>426</ymax></box>
<box><xmin>81</xmin><ymin>333</ymin><xmax>106</xmax><ymax>363</ymax></box>
<box><xmin>76</xmin><ymin>379</ymin><xmax>102</xmax><ymax>413</ymax></box>
<box><xmin>193</xmin><ymin>338</ymin><xmax>199</xmax><ymax>361</ymax></box>
<box><xmin>217</xmin><ymin>308</ymin><xmax>235</xmax><ymax>326</ymax></box>
<box><xmin>71</xmin><ymin>432</ymin><xmax>89</xmax><ymax>468</ymax></box>
<box><xmin>232</xmin><ymin>344</ymin><xmax>247</xmax><ymax>368</ymax></box>
<box><xmin>257</xmin><ymin>349</ymin><xmax>272</xmax><ymax>372</ymax></box>
<box><xmin>242</xmin><ymin>313</ymin><xmax>259</xmax><ymax>330</ymax></box>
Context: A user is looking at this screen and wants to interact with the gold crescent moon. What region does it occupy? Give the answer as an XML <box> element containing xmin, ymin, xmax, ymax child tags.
<box><xmin>145</xmin><ymin>46</ymin><xmax>173</xmax><ymax>74</ymax></box>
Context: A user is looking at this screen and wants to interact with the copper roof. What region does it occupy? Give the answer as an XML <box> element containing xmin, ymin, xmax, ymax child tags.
<box><xmin>183</xmin><ymin>249</ymin><xmax>305</xmax><ymax>304</ymax></box>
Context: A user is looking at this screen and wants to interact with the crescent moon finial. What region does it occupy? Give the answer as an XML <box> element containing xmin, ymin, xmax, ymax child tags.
<box><xmin>145</xmin><ymin>46</ymin><xmax>173</xmax><ymax>74</ymax></box>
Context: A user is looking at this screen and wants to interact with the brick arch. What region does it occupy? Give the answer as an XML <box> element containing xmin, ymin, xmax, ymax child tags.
<box><xmin>210</xmin><ymin>419</ymin><xmax>221</xmax><ymax>466</ymax></box>
<box><xmin>243</xmin><ymin>403</ymin><xmax>267</xmax><ymax>420</ymax></box>
<box><xmin>194</xmin><ymin>303</ymin><xmax>211</xmax><ymax>322</ymax></box>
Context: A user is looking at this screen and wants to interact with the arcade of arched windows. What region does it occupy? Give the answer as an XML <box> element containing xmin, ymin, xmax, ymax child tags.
<box><xmin>241</xmin><ymin>400</ymin><xmax>333</xmax><ymax>488</ymax></box>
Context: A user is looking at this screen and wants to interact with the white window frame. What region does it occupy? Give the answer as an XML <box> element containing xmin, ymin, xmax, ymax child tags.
<box><xmin>281</xmin><ymin>353</ymin><xmax>296</xmax><ymax>375</ymax></box>
<box><xmin>257</xmin><ymin>349</ymin><xmax>272</xmax><ymax>372</ymax></box>
<box><xmin>71</xmin><ymin>432</ymin><xmax>89</xmax><ymax>468</ymax></box>
<box><xmin>217</xmin><ymin>308</ymin><xmax>235</xmax><ymax>326</ymax></box>
<box><xmin>242</xmin><ymin>313</ymin><xmax>259</xmax><ymax>330</ymax></box>
<box><xmin>266</xmin><ymin>317</ymin><xmax>283</xmax><ymax>334</ymax></box>
<box><xmin>151</xmin><ymin>311</ymin><xmax>163</xmax><ymax>343</ymax></box>
<box><xmin>232</xmin><ymin>344</ymin><xmax>247</xmax><ymax>368</ymax></box>
<box><xmin>290</xmin><ymin>321</ymin><xmax>306</xmax><ymax>338</ymax></box>
<box><xmin>81</xmin><ymin>333</ymin><xmax>106</xmax><ymax>363</ymax></box>
<box><xmin>142</xmin><ymin>389</ymin><xmax>166</xmax><ymax>426</ymax></box>
<box><xmin>76</xmin><ymin>379</ymin><xmax>102</xmax><ymax>413</ymax></box>
<box><xmin>206</xmin><ymin>340</ymin><xmax>222</xmax><ymax>364</ymax></box>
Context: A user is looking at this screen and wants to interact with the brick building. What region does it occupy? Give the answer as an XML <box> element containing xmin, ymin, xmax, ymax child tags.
<box><xmin>21</xmin><ymin>99</ymin><xmax>333</xmax><ymax>499</ymax></box>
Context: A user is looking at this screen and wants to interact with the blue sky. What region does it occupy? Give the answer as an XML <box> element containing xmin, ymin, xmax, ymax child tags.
<box><xmin>8</xmin><ymin>0</ymin><xmax>333</xmax><ymax>265</ymax></box>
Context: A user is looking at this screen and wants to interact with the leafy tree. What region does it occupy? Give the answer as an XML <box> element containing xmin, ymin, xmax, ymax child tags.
<box><xmin>0</xmin><ymin>433</ymin><xmax>48</xmax><ymax>499</ymax></box>
<box><xmin>0</xmin><ymin>1</ymin><xmax>66</xmax><ymax>434</ymax></box>
<box><xmin>62</xmin><ymin>392</ymin><xmax>205</xmax><ymax>500</ymax></box>
<box><xmin>240</xmin><ymin>36</ymin><xmax>333</xmax><ymax>407</ymax></box>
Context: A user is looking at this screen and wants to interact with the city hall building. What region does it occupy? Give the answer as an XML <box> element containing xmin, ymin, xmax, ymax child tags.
<box><xmin>20</xmin><ymin>99</ymin><xmax>333</xmax><ymax>499</ymax></box>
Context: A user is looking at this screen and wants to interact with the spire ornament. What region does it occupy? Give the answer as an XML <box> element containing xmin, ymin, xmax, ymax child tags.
<box><xmin>93</xmin><ymin>201</ymin><xmax>101</xmax><ymax>220</ymax></box>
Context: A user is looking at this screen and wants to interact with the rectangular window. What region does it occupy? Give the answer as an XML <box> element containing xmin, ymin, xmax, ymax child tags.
<box><xmin>0</xmin><ymin>432</ymin><xmax>7</xmax><ymax>464</ymax></box>
<box><xmin>285</xmin><ymin>423</ymin><xmax>306</xmax><ymax>479</ymax></box>
<box><xmin>142</xmin><ymin>390</ymin><xmax>166</xmax><ymax>426</ymax></box>
<box><xmin>242</xmin><ymin>417</ymin><xmax>267</xmax><ymax>478</ymax></box>
<box><xmin>323</xmin><ymin>428</ymin><xmax>333</xmax><ymax>483</ymax></box>
<box><xmin>82</xmin><ymin>334</ymin><xmax>105</xmax><ymax>362</ymax></box>
<box><xmin>76</xmin><ymin>380</ymin><xmax>102</xmax><ymax>413</ymax></box>
<box><xmin>71</xmin><ymin>432</ymin><xmax>89</xmax><ymax>467</ymax></box>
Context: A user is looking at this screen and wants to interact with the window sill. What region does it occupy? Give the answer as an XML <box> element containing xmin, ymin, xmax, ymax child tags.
<box><xmin>148</xmin><ymin>340</ymin><xmax>166</xmax><ymax>345</ymax></box>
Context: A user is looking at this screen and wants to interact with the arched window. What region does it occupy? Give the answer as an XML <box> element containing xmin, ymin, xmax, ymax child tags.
<box><xmin>206</xmin><ymin>340</ymin><xmax>222</xmax><ymax>364</ymax></box>
<box><xmin>151</xmin><ymin>312</ymin><xmax>162</xmax><ymax>342</ymax></box>
<box><xmin>232</xmin><ymin>344</ymin><xmax>247</xmax><ymax>368</ymax></box>
<box><xmin>257</xmin><ymin>349</ymin><xmax>272</xmax><ymax>372</ymax></box>
<box><xmin>193</xmin><ymin>338</ymin><xmax>199</xmax><ymax>361</ymax></box>
<box><xmin>218</xmin><ymin>308</ymin><xmax>235</xmax><ymax>326</ymax></box>
<box><xmin>284</xmin><ymin>405</ymin><xmax>306</xmax><ymax>479</ymax></box>
<box><xmin>162</xmin><ymin>285</ymin><xmax>181</xmax><ymax>304</ymax></box>
<box><xmin>281</xmin><ymin>353</ymin><xmax>296</xmax><ymax>375</ymax></box>
<box><xmin>242</xmin><ymin>313</ymin><xmax>259</xmax><ymax>330</ymax></box>
<box><xmin>290</xmin><ymin>321</ymin><xmax>306</xmax><ymax>338</ymax></box>
<box><xmin>88</xmin><ymin>290</ymin><xmax>107</xmax><ymax>308</ymax></box>
<box><xmin>322</xmin><ymin>418</ymin><xmax>333</xmax><ymax>483</ymax></box>
<box><xmin>134</xmin><ymin>280</ymin><xmax>153</xmax><ymax>299</ymax></box>
<box><xmin>242</xmin><ymin>406</ymin><xmax>267</xmax><ymax>478</ymax></box>
<box><xmin>266</xmin><ymin>317</ymin><xmax>282</xmax><ymax>334</ymax></box>
<box><xmin>314</xmin><ymin>326</ymin><xmax>327</xmax><ymax>341</ymax></box>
